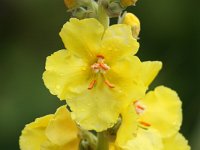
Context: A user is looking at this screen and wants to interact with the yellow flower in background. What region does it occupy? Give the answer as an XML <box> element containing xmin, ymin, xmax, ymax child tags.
<box><xmin>110</xmin><ymin>86</ymin><xmax>190</xmax><ymax>150</ymax></box>
<box><xmin>43</xmin><ymin>18</ymin><xmax>162</xmax><ymax>131</ymax></box>
<box><xmin>121</xmin><ymin>12</ymin><xmax>140</xmax><ymax>39</ymax></box>
<box><xmin>113</xmin><ymin>105</ymin><xmax>163</xmax><ymax>150</ymax></box>
<box><xmin>138</xmin><ymin>86</ymin><xmax>183</xmax><ymax>138</ymax></box>
<box><xmin>19</xmin><ymin>106</ymin><xmax>80</xmax><ymax>150</ymax></box>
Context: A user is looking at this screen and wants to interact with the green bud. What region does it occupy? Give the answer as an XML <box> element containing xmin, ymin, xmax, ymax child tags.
<box><xmin>65</xmin><ymin>0</ymin><xmax>98</xmax><ymax>19</ymax></box>
<box><xmin>101</xmin><ymin>0</ymin><xmax>124</xmax><ymax>18</ymax></box>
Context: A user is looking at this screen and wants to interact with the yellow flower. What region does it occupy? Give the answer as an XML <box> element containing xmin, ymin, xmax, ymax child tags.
<box><xmin>114</xmin><ymin>105</ymin><xmax>163</xmax><ymax>150</ymax></box>
<box><xmin>121</xmin><ymin>12</ymin><xmax>140</xmax><ymax>38</ymax></box>
<box><xmin>139</xmin><ymin>86</ymin><xmax>182</xmax><ymax>138</ymax></box>
<box><xmin>19</xmin><ymin>106</ymin><xmax>79</xmax><ymax>150</ymax></box>
<box><xmin>110</xmin><ymin>86</ymin><xmax>191</xmax><ymax>150</ymax></box>
<box><xmin>43</xmin><ymin>18</ymin><xmax>162</xmax><ymax>131</ymax></box>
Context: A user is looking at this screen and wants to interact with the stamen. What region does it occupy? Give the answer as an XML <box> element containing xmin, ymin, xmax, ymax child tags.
<box><xmin>91</xmin><ymin>63</ymin><xmax>99</xmax><ymax>69</ymax></box>
<box><xmin>134</xmin><ymin>100</ymin><xmax>146</xmax><ymax>115</ymax></box>
<box><xmin>138</xmin><ymin>125</ymin><xmax>148</xmax><ymax>130</ymax></box>
<box><xmin>105</xmin><ymin>80</ymin><xmax>115</xmax><ymax>88</ymax></box>
<box><xmin>99</xmin><ymin>63</ymin><xmax>110</xmax><ymax>70</ymax></box>
<box><xmin>139</xmin><ymin>121</ymin><xmax>151</xmax><ymax>127</ymax></box>
<box><xmin>88</xmin><ymin>80</ymin><xmax>96</xmax><ymax>90</ymax></box>
<box><xmin>96</xmin><ymin>54</ymin><xmax>104</xmax><ymax>59</ymax></box>
<box><xmin>136</xmin><ymin>105</ymin><xmax>145</xmax><ymax>110</ymax></box>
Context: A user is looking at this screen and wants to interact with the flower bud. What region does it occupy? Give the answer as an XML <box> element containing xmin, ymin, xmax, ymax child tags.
<box><xmin>64</xmin><ymin>0</ymin><xmax>98</xmax><ymax>19</ymax></box>
<box><xmin>64</xmin><ymin>0</ymin><xmax>77</xmax><ymax>9</ymax></box>
<box><xmin>120</xmin><ymin>0</ymin><xmax>138</xmax><ymax>7</ymax></box>
<box><xmin>120</xmin><ymin>12</ymin><xmax>140</xmax><ymax>38</ymax></box>
<box><xmin>101</xmin><ymin>0</ymin><xmax>124</xmax><ymax>18</ymax></box>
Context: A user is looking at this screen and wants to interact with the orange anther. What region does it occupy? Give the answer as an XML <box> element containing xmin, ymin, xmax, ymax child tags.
<box><xmin>96</xmin><ymin>54</ymin><xmax>104</xmax><ymax>59</ymax></box>
<box><xmin>136</xmin><ymin>105</ymin><xmax>145</xmax><ymax>110</ymax></box>
<box><xmin>105</xmin><ymin>80</ymin><xmax>115</xmax><ymax>88</ymax></box>
<box><xmin>99</xmin><ymin>63</ymin><xmax>109</xmax><ymax>70</ymax></box>
<box><xmin>139</xmin><ymin>121</ymin><xmax>151</xmax><ymax>127</ymax></box>
<box><xmin>88</xmin><ymin>80</ymin><xmax>96</xmax><ymax>90</ymax></box>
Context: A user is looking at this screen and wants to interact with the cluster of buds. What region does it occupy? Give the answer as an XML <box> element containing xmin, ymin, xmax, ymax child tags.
<box><xmin>64</xmin><ymin>0</ymin><xmax>138</xmax><ymax>18</ymax></box>
<box><xmin>64</xmin><ymin>0</ymin><xmax>140</xmax><ymax>38</ymax></box>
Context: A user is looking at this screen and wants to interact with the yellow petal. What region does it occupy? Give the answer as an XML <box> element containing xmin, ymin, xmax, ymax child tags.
<box><xmin>60</xmin><ymin>18</ymin><xmax>104</xmax><ymax>60</ymax></box>
<box><xmin>107</xmin><ymin>56</ymin><xmax>147</xmax><ymax>101</ymax></box>
<box><xmin>109</xmin><ymin>143</ymin><xmax>116</xmax><ymax>150</ymax></box>
<box><xmin>163</xmin><ymin>133</ymin><xmax>190</xmax><ymax>150</ymax></box>
<box><xmin>45</xmin><ymin>105</ymin><xmax>79</xmax><ymax>146</ymax></box>
<box><xmin>43</xmin><ymin>50</ymin><xmax>91</xmax><ymax>100</ymax></box>
<box><xmin>19</xmin><ymin>115</ymin><xmax>53</xmax><ymax>150</ymax></box>
<box><xmin>115</xmin><ymin>105</ymin><xmax>138</xmax><ymax>147</ymax></box>
<box><xmin>122</xmin><ymin>129</ymin><xmax>163</xmax><ymax>150</ymax></box>
<box><xmin>140</xmin><ymin>86</ymin><xmax>182</xmax><ymax>138</ymax></box>
<box><xmin>101</xmin><ymin>24</ymin><xmax>139</xmax><ymax>64</ymax></box>
<box><xmin>139</xmin><ymin>61</ymin><xmax>162</xmax><ymax>87</ymax></box>
<box><xmin>68</xmin><ymin>76</ymin><xmax>123</xmax><ymax>132</ymax></box>
<box><xmin>41</xmin><ymin>139</ymin><xmax>79</xmax><ymax>150</ymax></box>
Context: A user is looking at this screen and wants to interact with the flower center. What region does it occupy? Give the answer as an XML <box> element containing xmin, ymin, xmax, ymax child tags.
<box><xmin>133</xmin><ymin>100</ymin><xmax>151</xmax><ymax>130</ymax></box>
<box><xmin>91</xmin><ymin>55</ymin><xmax>110</xmax><ymax>74</ymax></box>
<box><xmin>88</xmin><ymin>55</ymin><xmax>114</xmax><ymax>89</ymax></box>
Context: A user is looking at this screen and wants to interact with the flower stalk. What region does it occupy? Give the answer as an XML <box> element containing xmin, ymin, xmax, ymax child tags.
<box><xmin>97</xmin><ymin>0</ymin><xmax>110</xmax><ymax>28</ymax></box>
<box><xmin>96</xmin><ymin>132</ymin><xmax>109</xmax><ymax>150</ymax></box>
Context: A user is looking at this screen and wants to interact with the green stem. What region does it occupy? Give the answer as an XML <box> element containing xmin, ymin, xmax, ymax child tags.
<box><xmin>97</xmin><ymin>1</ymin><xmax>109</xmax><ymax>28</ymax></box>
<box><xmin>96</xmin><ymin>132</ymin><xmax>109</xmax><ymax>150</ymax></box>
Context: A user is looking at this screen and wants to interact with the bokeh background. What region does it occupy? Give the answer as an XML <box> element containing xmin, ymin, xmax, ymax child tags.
<box><xmin>0</xmin><ymin>0</ymin><xmax>199</xmax><ymax>149</ymax></box>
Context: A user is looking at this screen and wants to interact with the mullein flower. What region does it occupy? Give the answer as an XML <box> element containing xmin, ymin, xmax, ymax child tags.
<box><xmin>43</xmin><ymin>18</ymin><xmax>162</xmax><ymax>132</ymax></box>
<box><xmin>110</xmin><ymin>86</ymin><xmax>190</xmax><ymax>150</ymax></box>
<box><xmin>19</xmin><ymin>106</ymin><xmax>80</xmax><ymax>150</ymax></box>
<box><xmin>138</xmin><ymin>86</ymin><xmax>182</xmax><ymax>138</ymax></box>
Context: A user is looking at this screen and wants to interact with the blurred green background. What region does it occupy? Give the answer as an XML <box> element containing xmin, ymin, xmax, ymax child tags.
<box><xmin>0</xmin><ymin>0</ymin><xmax>199</xmax><ymax>149</ymax></box>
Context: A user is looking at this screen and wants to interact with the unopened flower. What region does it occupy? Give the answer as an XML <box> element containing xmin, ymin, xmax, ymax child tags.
<box><xmin>120</xmin><ymin>0</ymin><xmax>138</xmax><ymax>7</ymax></box>
<box><xmin>120</xmin><ymin>12</ymin><xmax>140</xmax><ymax>38</ymax></box>
<box><xmin>19</xmin><ymin>106</ymin><xmax>80</xmax><ymax>150</ymax></box>
<box><xmin>101</xmin><ymin>0</ymin><xmax>124</xmax><ymax>17</ymax></box>
<box><xmin>43</xmin><ymin>18</ymin><xmax>162</xmax><ymax>131</ymax></box>
<box><xmin>64</xmin><ymin>0</ymin><xmax>77</xmax><ymax>9</ymax></box>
